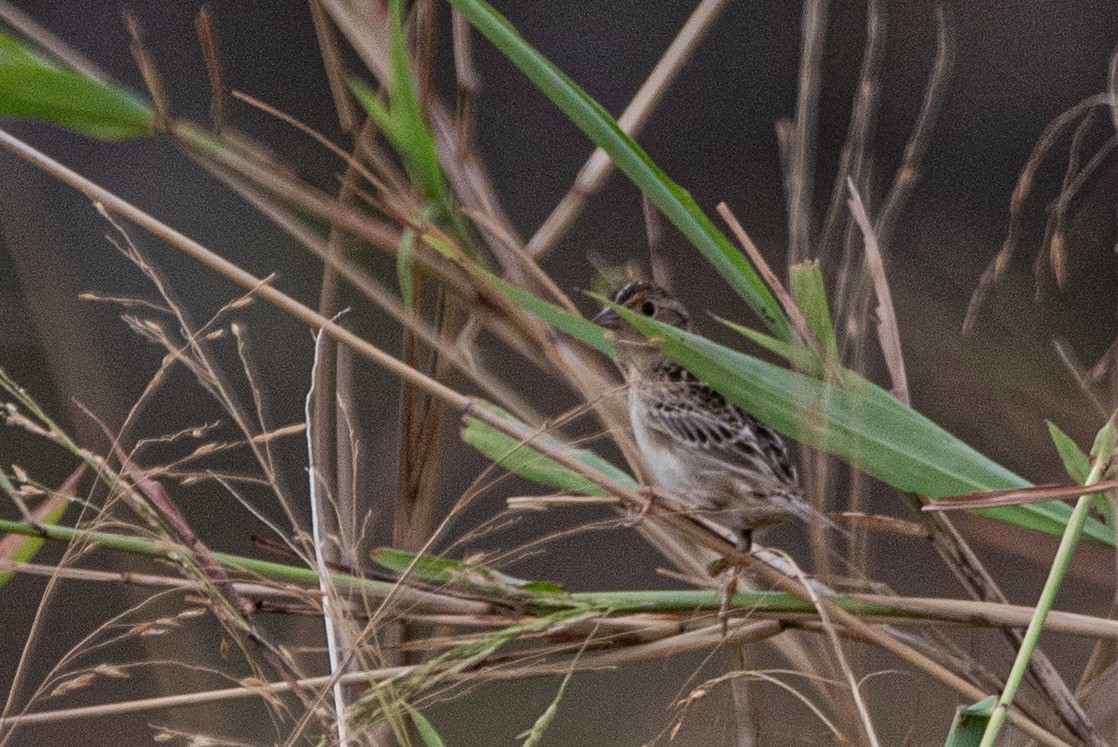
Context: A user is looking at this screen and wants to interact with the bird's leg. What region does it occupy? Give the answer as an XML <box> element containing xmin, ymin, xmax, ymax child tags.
<box><xmin>716</xmin><ymin>528</ymin><xmax>754</xmax><ymax>635</ymax></box>
<box><xmin>736</xmin><ymin>527</ymin><xmax>753</xmax><ymax>554</ymax></box>
<box><xmin>717</xmin><ymin>570</ymin><xmax>738</xmax><ymax>636</ymax></box>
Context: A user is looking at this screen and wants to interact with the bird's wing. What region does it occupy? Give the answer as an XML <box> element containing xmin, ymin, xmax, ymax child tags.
<box><xmin>642</xmin><ymin>375</ymin><xmax>798</xmax><ymax>489</ymax></box>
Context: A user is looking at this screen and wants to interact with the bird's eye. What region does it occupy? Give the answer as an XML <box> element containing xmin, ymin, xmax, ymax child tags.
<box><xmin>640</xmin><ymin>300</ymin><xmax>656</xmax><ymax>316</ymax></box>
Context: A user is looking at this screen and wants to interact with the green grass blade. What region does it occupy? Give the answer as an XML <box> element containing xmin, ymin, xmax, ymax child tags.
<box><xmin>977</xmin><ymin>417</ymin><xmax>1116</xmax><ymax>745</ymax></box>
<box><xmin>1082</xmin><ymin>418</ymin><xmax>1116</xmax><ymax>528</ymax></box>
<box><xmin>612</xmin><ymin>303</ymin><xmax>1113</xmax><ymax>545</ymax></box>
<box><xmin>350</xmin><ymin>76</ymin><xmax>447</xmax><ymax>208</ymax></box>
<box><xmin>405</xmin><ymin>705</ymin><xmax>448</xmax><ymax>747</ymax></box>
<box><xmin>0</xmin><ymin>493</ymin><xmax>68</xmax><ymax>588</ymax></box>
<box><xmin>349</xmin><ymin>76</ymin><xmax>394</xmax><ymax>135</ymax></box>
<box><xmin>373</xmin><ymin>547</ymin><xmax>566</xmax><ymax>596</ymax></box>
<box><xmin>1047</xmin><ymin>421</ymin><xmax>1090</xmax><ymax>483</ymax></box>
<box><xmin>0</xmin><ymin>33</ymin><xmax>153</xmax><ymax>139</ymax></box>
<box><xmin>944</xmin><ymin>696</ymin><xmax>995</xmax><ymax>747</ymax></box>
<box><xmin>1090</xmin><ymin>416</ymin><xmax>1117</xmax><ymax>460</ymax></box>
<box><xmin>446</xmin><ymin>0</ymin><xmax>789</xmax><ymax>340</ymax></box>
<box><xmin>0</xmin><ymin>467</ymin><xmax>78</xmax><ymax>587</ymax></box>
<box><xmin>518</xmin><ymin>655</ymin><xmax>579</xmax><ymax>747</ymax></box>
<box><xmin>716</xmin><ymin>315</ymin><xmax>822</xmax><ymax>377</ymax></box>
<box><xmin>789</xmin><ymin>260</ymin><xmax>839</xmax><ymax>361</ymax></box>
<box><xmin>489</xmin><ymin>276</ymin><xmax>614</xmax><ymax>356</ymax></box>
<box><xmin>348</xmin><ymin>0</ymin><xmax>450</xmax><ymax>211</ymax></box>
<box><xmin>424</xmin><ymin>232</ymin><xmax>613</xmax><ymax>354</ymax></box>
<box><xmin>387</xmin><ymin>0</ymin><xmax>448</xmax><ymax>205</ymax></box>
<box><xmin>461</xmin><ymin>402</ymin><xmax>636</xmax><ymax>497</ymax></box>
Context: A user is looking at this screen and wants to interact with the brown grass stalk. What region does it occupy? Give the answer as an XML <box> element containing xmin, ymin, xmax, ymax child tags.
<box><xmin>526</xmin><ymin>0</ymin><xmax>731</xmax><ymax>260</ymax></box>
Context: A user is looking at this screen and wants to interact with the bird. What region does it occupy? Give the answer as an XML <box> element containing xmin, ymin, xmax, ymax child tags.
<box><xmin>592</xmin><ymin>281</ymin><xmax>826</xmax><ymax>549</ymax></box>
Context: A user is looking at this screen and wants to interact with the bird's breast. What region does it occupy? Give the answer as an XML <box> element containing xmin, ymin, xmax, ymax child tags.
<box><xmin>629</xmin><ymin>393</ymin><xmax>699</xmax><ymax>499</ymax></box>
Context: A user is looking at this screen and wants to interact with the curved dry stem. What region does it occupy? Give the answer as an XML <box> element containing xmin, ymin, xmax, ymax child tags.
<box><xmin>964</xmin><ymin>93</ymin><xmax>1113</xmax><ymax>333</ymax></box>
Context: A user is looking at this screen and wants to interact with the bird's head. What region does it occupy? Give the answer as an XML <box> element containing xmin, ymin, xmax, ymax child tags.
<box><xmin>592</xmin><ymin>281</ymin><xmax>693</xmax><ymax>373</ymax></box>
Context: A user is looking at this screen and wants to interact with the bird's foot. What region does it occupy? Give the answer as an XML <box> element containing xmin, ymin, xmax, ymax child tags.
<box><xmin>706</xmin><ymin>527</ymin><xmax>754</xmax><ymax>577</ymax></box>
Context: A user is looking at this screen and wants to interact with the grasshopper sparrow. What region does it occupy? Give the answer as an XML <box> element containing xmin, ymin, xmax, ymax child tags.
<box><xmin>594</xmin><ymin>281</ymin><xmax>824</xmax><ymax>548</ymax></box>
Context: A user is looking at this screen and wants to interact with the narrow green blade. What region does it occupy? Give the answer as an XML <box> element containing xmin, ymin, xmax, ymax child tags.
<box><xmin>0</xmin><ymin>33</ymin><xmax>152</xmax><ymax>139</ymax></box>
<box><xmin>446</xmin><ymin>0</ymin><xmax>789</xmax><ymax>340</ymax></box>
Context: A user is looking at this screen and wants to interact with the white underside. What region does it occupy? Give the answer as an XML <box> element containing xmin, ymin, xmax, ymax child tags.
<box><xmin>628</xmin><ymin>386</ymin><xmax>803</xmax><ymax>530</ymax></box>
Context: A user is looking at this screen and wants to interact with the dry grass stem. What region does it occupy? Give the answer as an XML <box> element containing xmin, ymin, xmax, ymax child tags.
<box><xmin>818</xmin><ymin>0</ymin><xmax>883</xmax><ymax>258</ymax></box>
<box><xmin>195</xmin><ymin>8</ymin><xmax>225</xmax><ymax>134</ymax></box>
<box><xmin>782</xmin><ymin>0</ymin><xmax>826</xmax><ymax>266</ymax></box>
<box><xmin>872</xmin><ymin>7</ymin><xmax>953</xmax><ymax>250</ymax></box>
<box><xmin>716</xmin><ymin>201</ymin><xmax>817</xmax><ymax>352</ymax></box>
<box><xmin>847</xmin><ymin>180</ymin><xmax>909</xmax><ymax>403</ymax></box>
<box><xmin>2</xmin><ymin>4</ymin><xmax>1114</xmax><ymax>744</ymax></box>
<box><xmin>965</xmin><ymin>93</ymin><xmax>1113</xmax><ymax>333</ymax></box>
<box><xmin>781</xmin><ymin>549</ymin><xmax>880</xmax><ymax>747</ymax></box>
<box><xmin>526</xmin><ymin>0</ymin><xmax>731</xmax><ymax>259</ymax></box>
<box><xmin>307</xmin><ymin>0</ymin><xmax>358</xmax><ymax>131</ymax></box>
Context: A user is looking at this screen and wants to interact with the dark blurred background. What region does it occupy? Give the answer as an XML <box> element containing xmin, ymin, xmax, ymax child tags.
<box><xmin>2</xmin><ymin>1</ymin><xmax>1118</xmax><ymax>745</ymax></box>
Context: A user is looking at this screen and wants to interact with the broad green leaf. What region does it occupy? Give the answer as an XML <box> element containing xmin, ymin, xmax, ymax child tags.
<box><xmin>1046</xmin><ymin>421</ymin><xmax>1090</xmax><ymax>484</ymax></box>
<box><xmin>461</xmin><ymin>402</ymin><xmax>636</xmax><ymax>497</ymax></box>
<box><xmin>446</xmin><ymin>0</ymin><xmax>789</xmax><ymax>341</ymax></box>
<box><xmin>0</xmin><ymin>34</ymin><xmax>41</xmax><ymax>64</ymax></box>
<box><xmin>944</xmin><ymin>696</ymin><xmax>995</xmax><ymax>747</ymax></box>
<box><xmin>612</xmin><ymin>303</ymin><xmax>1113</xmax><ymax>545</ymax></box>
<box><xmin>0</xmin><ymin>33</ymin><xmax>152</xmax><ymax>139</ymax></box>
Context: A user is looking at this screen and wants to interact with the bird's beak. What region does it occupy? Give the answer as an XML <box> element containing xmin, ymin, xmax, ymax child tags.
<box><xmin>591</xmin><ymin>306</ymin><xmax>621</xmax><ymax>328</ymax></box>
